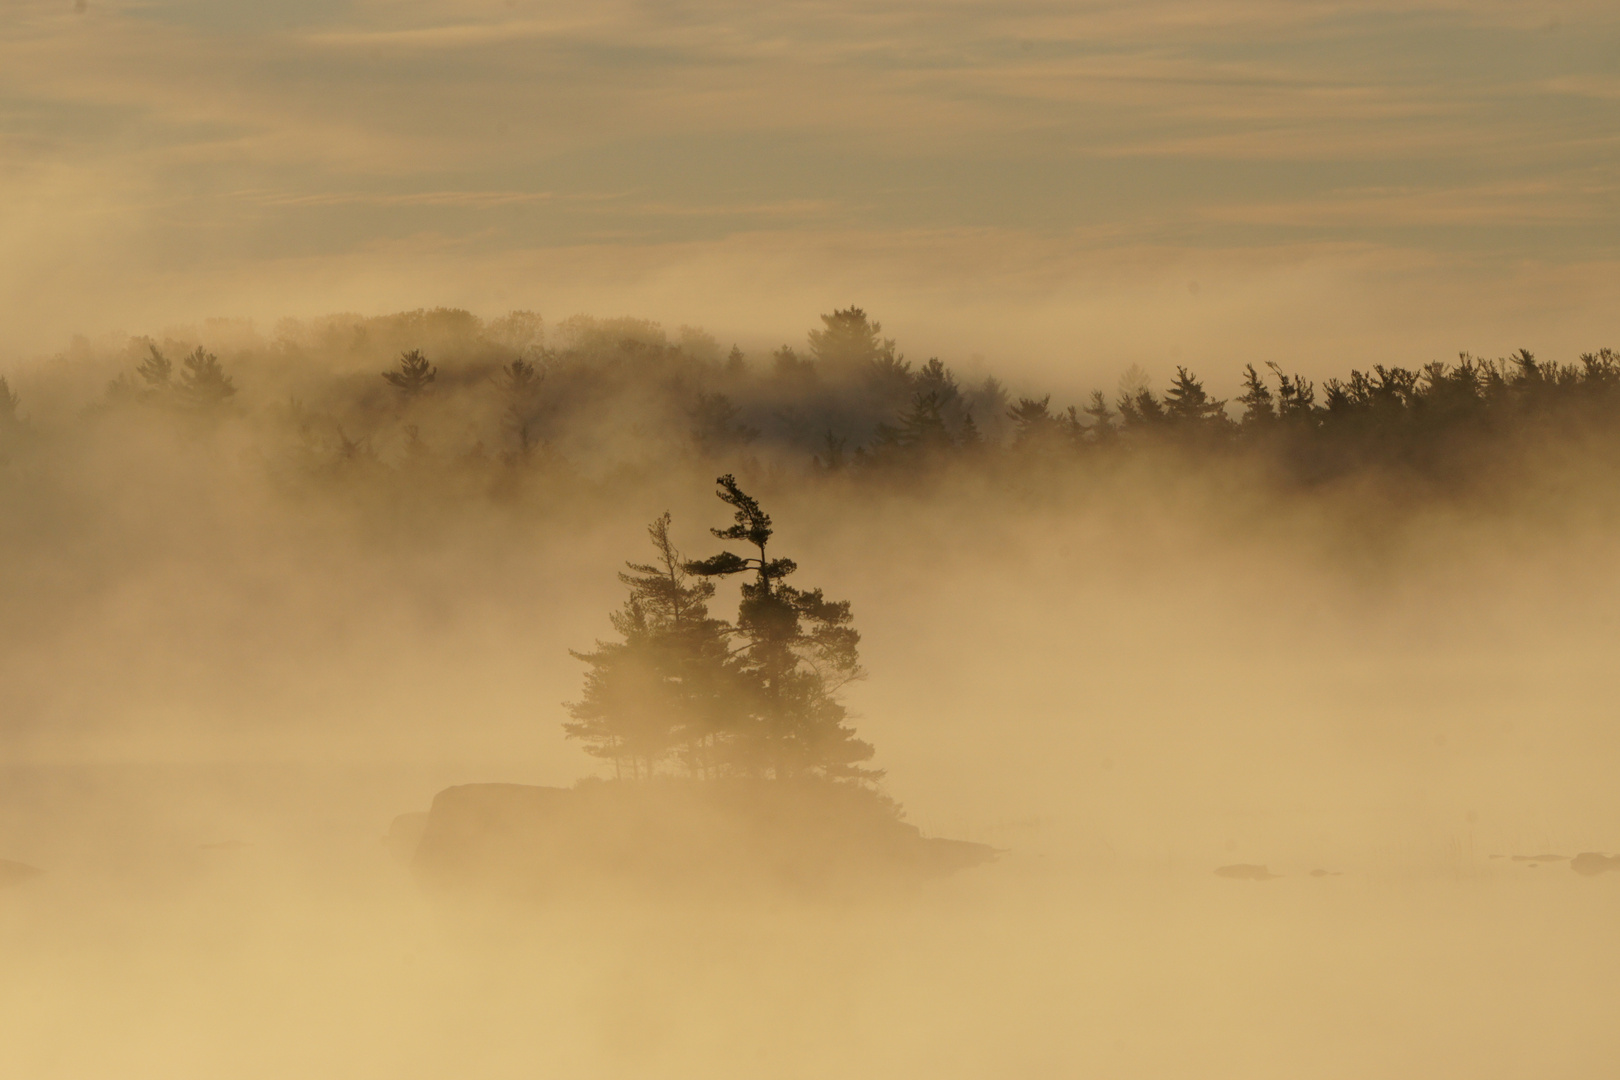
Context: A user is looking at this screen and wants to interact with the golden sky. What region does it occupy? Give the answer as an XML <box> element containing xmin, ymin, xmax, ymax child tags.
<box><xmin>3</xmin><ymin>0</ymin><xmax>1617</xmax><ymax>385</ymax></box>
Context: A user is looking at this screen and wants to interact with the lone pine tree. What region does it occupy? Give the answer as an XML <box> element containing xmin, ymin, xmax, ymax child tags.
<box><xmin>685</xmin><ymin>474</ymin><xmax>875</xmax><ymax>782</ymax></box>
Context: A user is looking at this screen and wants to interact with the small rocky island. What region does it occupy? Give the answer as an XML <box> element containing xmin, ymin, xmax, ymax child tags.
<box><xmin>392</xmin><ymin>477</ymin><xmax>996</xmax><ymax>900</ymax></box>
<box><xmin>392</xmin><ymin>780</ymin><xmax>993</xmax><ymax>900</ymax></box>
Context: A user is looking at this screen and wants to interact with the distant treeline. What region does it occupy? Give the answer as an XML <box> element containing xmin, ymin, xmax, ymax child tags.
<box><xmin>2</xmin><ymin>306</ymin><xmax>1616</xmax><ymax>495</ymax></box>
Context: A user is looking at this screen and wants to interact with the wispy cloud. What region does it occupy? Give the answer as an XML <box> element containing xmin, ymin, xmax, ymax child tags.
<box><xmin>305</xmin><ymin>15</ymin><xmax>606</xmax><ymax>51</ymax></box>
<box><xmin>1</xmin><ymin>0</ymin><xmax>1617</xmax><ymax>356</ymax></box>
<box><xmin>1202</xmin><ymin>176</ymin><xmax>1620</xmax><ymax>228</ymax></box>
<box><xmin>245</xmin><ymin>189</ymin><xmax>563</xmax><ymax>208</ymax></box>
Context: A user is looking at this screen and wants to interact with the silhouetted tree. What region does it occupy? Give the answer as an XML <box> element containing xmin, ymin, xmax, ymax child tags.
<box><xmin>0</xmin><ymin>375</ymin><xmax>19</xmax><ymax>465</ymax></box>
<box><xmin>1007</xmin><ymin>396</ymin><xmax>1055</xmax><ymax>443</ymax></box>
<box><xmin>400</xmin><ymin>423</ymin><xmax>432</xmax><ymax>467</ymax></box>
<box><xmin>814</xmin><ymin>430</ymin><xmax>848</xmax><ymax>473</ymax></box>
<box><xmin>915</xmin><ymin>359</ymin><xmax>960</xmax><ymax>410</ymax></box>
<box><xmin>808</xmin><ymin>307</ymin><xmax>889</xmax><ymax>374</ymax></box>
<box><xmin>138</xmin><ymin>344</ymin><xmax>172</xmax><ymax>389</ymax></box>
<box><xmin>957</xmin><ymin>410</ymin><xmax>983</xmax><ymax>449</ymax></box>
<box><xmin>1007</xmin><ymin>395</ymin><xmax>1078</xmax><ymax>454</ymax></box>
<box><xmin>176</xmin><ymin>347</ymin><xmax>237</xmax><ymax>409</ymax></box>
<box><xmin>686</xmin><ymin>475</ymin><xmax>875</xmax><ymax>781</ymax></box>
<box><xmin>0</xmin><ymin>377</ymin><xmax>18</xmax><ymax>429</ymax></box>
<box><xmin>968</xmin><ymin>376</ymin><xmax>1011</xmax><ymax>444</ymax></box>
<box><xmin>498</xmin><ymin>356</ymin><xmax>541</xmax><ymax>395</ymax></box>
<box><xmin>486</xmin><ymin>309</ymin><xmax>544</xmax><ymax>355</ymax></box>
<box><xmin>1580</xmin><ymin>348</ymin><xmax>1620</xmax><ymax>389</ymax></box>
<box><xmin>913</xmin><ymin>358</ymin><xmax>982</xmax><ymax>447</ymax></box>
<box><xmin>1237</xmin><ymin>364</ymin><xmax>1275</xmax><ymax>428</ymax></box>
<box><xmin>54</xmin><ymin>303</ymin><xmax>1620</xmax><ymax>505</ymax></box>
<box><xmin>107</xmin><ymin>343</ymin><xmax>175</xmax><ymax>404</ymax></box>
<box><xmin>383</xmin><ymin>349</ymin><xmax>437</xmax><ymax>399</ymax></box>
<box><xmin>772</xmin><ymin>344</ymin><xmax>815</xmax><ymax>383</ymax></box>
<box><xmin>106</xmin><ymin>343</ymin><xmax>234</xmax><ymax>410</ymax></box>
<box><xmin>1268</xmin><ymin>363</ymin><xmax>1316</xmax><ymax>425</ymax></box>
<box><xmin>691</xmin><ymin>393</ymin><xmax>760</xmax><ymax>457</ymax></box>
<box><xmin>1162</xmin><ymin>367</ymin><xmax>1227</xmax><ymax>429</ymax></box>
<box><xmin>496</xmin><ymin>356</ymin><xmax>543</xmax><ymax>460</ymax></box>
<box><xmin>1116</xmin><ymin>386</ymin><xmax>1166</xmax><ymax>428</ymax></box>
<box><xmin>1082</xmin><ymin>390</ymin><xmax>1115</xmax><ymax>443</ymax></box>
<box><xmin>871</xmin><ymin>390</ymin><xmax>956</xmax><ymax>462</ymax></box>
<box><xmin>566</xmin><ymin>513</ymin><xmax>734</xmax><ymax>779</ymax></box>
<box><xmin>334</xmin><ymin>426</ymin><xmax>374</xmax><ymax>465</ymax></box>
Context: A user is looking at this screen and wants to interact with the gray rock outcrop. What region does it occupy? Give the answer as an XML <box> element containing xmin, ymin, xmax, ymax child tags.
<box><xmin>407</xmin><ymin>779</ymin><xmax>995</xmax><ymax>900</ymax></box>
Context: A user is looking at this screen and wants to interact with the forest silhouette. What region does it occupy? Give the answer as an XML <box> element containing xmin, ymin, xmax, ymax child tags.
<box><xmin>7</xmin><ymin>306</ymin><xmax>1616</xmax><ymax>510</ymax></box>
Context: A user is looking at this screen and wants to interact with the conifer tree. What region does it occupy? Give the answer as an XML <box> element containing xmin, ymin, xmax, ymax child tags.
<box><xmin>1237</xmin><ymin>364</ymin><xmax>1275</xmax><ymax>429</ymax></box>
<box><xmin>383</xmin><ymin>349</ymin><xmax>437</xmax><ymax>399</ymax></box>
<box><xmin>807</xmin><ymin>307</ymin><xmax>888</xmax><ymax>373</ymax></box>
<box><xmin>1007</xmin><ymin>396</ymin><xmax>1055</xmax><ymax>443</ymax></box>
<box><xmin>565</xmin><ymin>513</ymin><xmax>734</xmax><ymax>778</ymax></box>
<box><xmin>686</xmin><ymin>475</ymin><xmax>875</xmax><ymax>781</ymax></box>
<box><xmin>915</xmin><ymin>358</ymin><xmax>962</xmax><ymax>414</ymax></box>
<box><xmin>872</xmin><ymin>390</ymin><xmax>955</xmax><ymax>461</ymax></box>
<box><xmin>0</xmin><ymin>377</ymin><xmax>18</xmax><ymax>429</ymax></box>
<box><xmin>772</xmin><ymin>345</ymin><xmax>816</xmax><ymax>384</ymax></box>
<box><xmin>107</xmin><ymin>343</ymin><xmax>174</xmax><ymax>404</ymax></box>
<box><xmin>814</xmin><ymin>431</ymin><xmax>848</xmax><ymax>473</ymax></box>
<box><xmin>1116</xmin><ymin>386</ymin><xmax>1166</xmax><ymax>428</ymax></box>
<box><xmin>176</xmin><ymin>347</ymin><xmax>237</xmax><ymax>409</ymax></box>
<box><xmin>1082</xmin><ymin>390</ymin><xmax>1115</xmax><ymax>442</ymax></box>
<box><xmin>1267</xmin><ymin>363</ymin><xmax>1317</xmax><ymax>424</ymax></box>
<box><xmin>968</xmin><ymin>376</ymin><xmax>1011</xmax><ymax>444</ymax></box>
<box><xmin>497</xmin><ymin>356</ymin><xmax>543</xmax><ymax>460</ymax></box>
<box><xmin>1162</xmin><ymin>366</ymin><xmax>1227</xmax><ymax>427</ymax></box>
<box><xmin>691</xmin><ymin>393</ymin><xmax>760</xmax><ymax>457</ymax></box>
<box><xmin>137</xmin><ymin>344</ymin><xmax>173</xmax><ymax>389</ymax></box>
<box><xmin>0</xmin><ymin>376</ymin><xmax>18</xmax><ymax>467</ymax></box>
<box><xmin>957</xmin><ymin>410</ymin><xmax>983</xmax><ymax>449</ymax></box>
<box><xmin>1007</xmin><ymin>396</ymin><xmax>1076</xmax><ymax>454</ymax></box>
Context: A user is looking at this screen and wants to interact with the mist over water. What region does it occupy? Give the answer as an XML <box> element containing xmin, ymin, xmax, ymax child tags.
<box><xmin>3</xmin><ymin>313</ymin><xmax>1619</xmax><ymax>1078</ymax></box>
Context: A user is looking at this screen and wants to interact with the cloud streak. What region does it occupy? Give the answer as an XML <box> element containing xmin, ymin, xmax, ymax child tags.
<box><xmin>0</xmin><ymin>0</ymin><xmax>1616</xmax><ymax>360</ymax></box>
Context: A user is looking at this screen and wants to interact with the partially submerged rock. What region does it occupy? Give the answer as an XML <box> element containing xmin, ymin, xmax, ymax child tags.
<box><xmin>408</xmin><ymin>779</ymin><xmax>996</xmax><ymax>900</ymax></box>
<box><xmin>0</xmin><ymin>859</ymin><xmax>43</xmax><ymax>888</ymax></box>
<box><xmin>1570</xmin><ymin>852</ymin><xmax>1620</xmax><ymax>877</ymax></box>
<box><xmin>383</xmin><ymin>811</ymin><xmax>430</xmax><ymax>862</ymax></box>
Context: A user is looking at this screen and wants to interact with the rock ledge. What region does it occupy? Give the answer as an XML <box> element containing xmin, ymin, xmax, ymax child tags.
<box><xmin>405</xmin><ymin>779</ymin><xmax>996</xmax><ymax>899</ymax></box>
